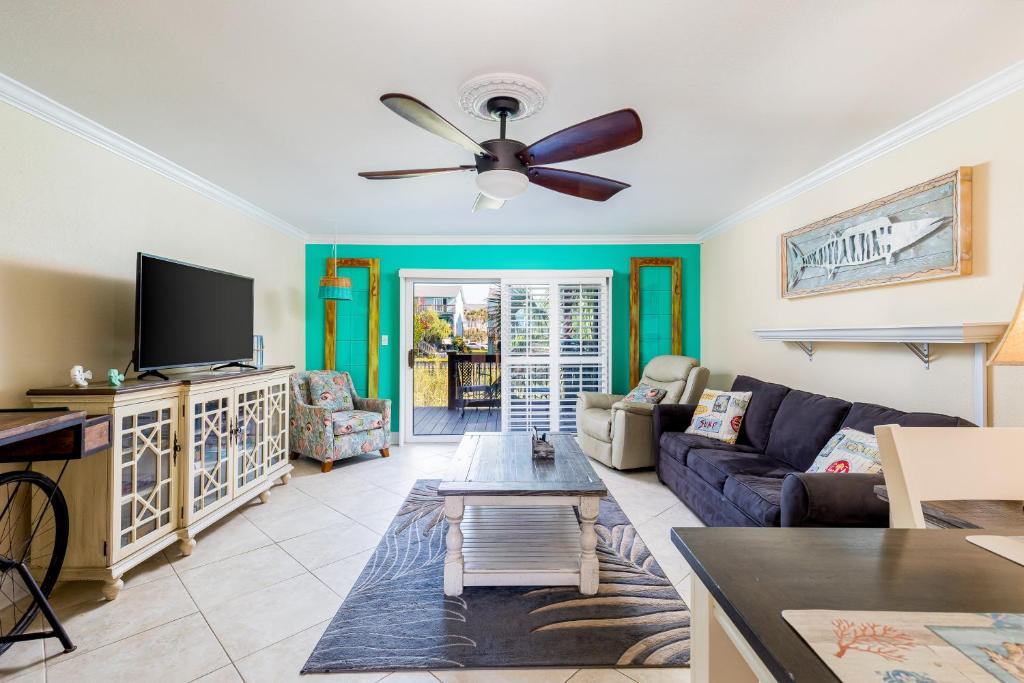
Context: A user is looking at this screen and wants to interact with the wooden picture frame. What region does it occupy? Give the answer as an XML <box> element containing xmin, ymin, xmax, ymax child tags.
<box><xmin>324</xmin><ymin>257</ymin><xmax>380</xmax><ymax>397</ymax></box>
<box><xmin>780</xmin><ymin>167</ymin><xmax>972</xmax><ymax>298</ymax></box>
<box><xmin>629</xmin><ymin>257</ymin><xmax>682</xmax><ymax>387</ymax></box>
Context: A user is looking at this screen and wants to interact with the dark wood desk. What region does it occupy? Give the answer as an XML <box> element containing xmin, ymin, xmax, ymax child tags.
<box><xmin>672</xmin><ymin>527</ymin><xmax>1024</xmax><ymax>682</ymax></box>
<box><xmin>0</xmin><ymin>409</ymin><xmax>111</xmax><ymax>462</ymax></box>
<box><xmin>0</xmin><ymin>409</ymin><xmax>113</xmax><ymax>654</ymax></box>
<box><xmin>873</xmin><ymin>484</ymin><xmax>1024</xmax><ymax>529</ymax></box>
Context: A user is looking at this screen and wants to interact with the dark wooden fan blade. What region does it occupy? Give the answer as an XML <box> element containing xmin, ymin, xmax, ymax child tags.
<box><xmin>519</xmin><ymin>109</ymin><xmax>642</xmax><ymax>166</ymax></box>
<box><xmin>381</xmin><ymin>94</ymin><xmax>491</xmax><ymax>158</ymax></box>
<box><xmin>472</xmin><ymin>193</ymin><xmax>504</xmax><ymax>211</ymax></box>
<box><xmin>358</xmin><ymin>165</ymin><xmax>476</xmax><ymax>180</ymax></box>
<box><xmin>527</xmin><ymin>167</ymin><xmax>630</xmax><ymax>201</ymax></box>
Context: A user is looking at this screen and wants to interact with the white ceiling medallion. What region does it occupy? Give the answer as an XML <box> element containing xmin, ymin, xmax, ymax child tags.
<box><xmin>457</xmin><ymin>73</ymin><xmax>547</xmax><ymax>122</ymax></box>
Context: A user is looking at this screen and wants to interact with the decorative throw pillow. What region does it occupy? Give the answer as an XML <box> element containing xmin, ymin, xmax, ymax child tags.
<box><xmin>685</xmin><ymin>389</ymin><xmax>752</xmax><ymax>444</ymax></box>
<box><xmin>308</xmin><ymin>373</ymin><xmax>354</xmax><ymax>412</ymax></box>
<box><xmin>806</xmin><ymin>428</ymin><xmax>882</xmax><ymax>474</ymax></box>
<box><xmin>624</xmin><ymin>382</ymin><xmax>668</xmax><ymax>404</ymax></box>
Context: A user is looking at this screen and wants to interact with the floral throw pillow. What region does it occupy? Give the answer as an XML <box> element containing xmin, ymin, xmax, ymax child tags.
<box><xmin>685</xmin><ymin>389</ymin><xmax>752</xmax><ymax>444</ymax></box>
<box><xmin>624</xmin><ymin>382</ymin><xmax>668</xmax><ymax>404</ymax></box>
<box><xmin>806</xmin><ymin>428</ymin><xmax>882</xmax><ymax>474</ymax></box>
<box><xmin>308</xmin><ymin>373</ymin><xmax>354</xmax><ymax>412</ymax></box>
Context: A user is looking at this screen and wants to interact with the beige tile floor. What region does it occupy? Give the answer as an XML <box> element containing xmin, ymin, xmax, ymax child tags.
<box><xmin>0</xmin><ymin>442</ymin><xmax>700</xmax><ymax>683</ymax></box>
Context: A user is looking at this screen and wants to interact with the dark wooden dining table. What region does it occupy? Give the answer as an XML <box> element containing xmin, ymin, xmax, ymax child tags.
<box><xmin>672</xmin><ymin>527</ymin><xmax>1024</xmax><ymax>682</ymax></box>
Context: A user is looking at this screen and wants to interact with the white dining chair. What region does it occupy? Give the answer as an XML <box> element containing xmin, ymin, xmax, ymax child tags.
<box><xmin>875</xmin><ymin>425</ymin><xmax>1024</xmax><ymax>529</ymax></box>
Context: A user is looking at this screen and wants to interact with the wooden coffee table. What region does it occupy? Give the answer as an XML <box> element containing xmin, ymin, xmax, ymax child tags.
<box><xmin>437</xmin><ymin>432</ymin><xmax>607</xmax><ymax>596</ymax></box>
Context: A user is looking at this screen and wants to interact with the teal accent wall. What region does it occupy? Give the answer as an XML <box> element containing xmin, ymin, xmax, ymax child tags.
<box><xmin>305</xmin><ymin>243</ymin><xmax>700</xmax><ymax>431</ymax></box>
<box><xmin>333</xmin><ymin>266</ymin><xmax>371</xmax><ymax>396</ymax></box>
<box><xmin>639</xmin><ymin>265</ymin><xmax>675</xmax><ymax>370</ymax></box>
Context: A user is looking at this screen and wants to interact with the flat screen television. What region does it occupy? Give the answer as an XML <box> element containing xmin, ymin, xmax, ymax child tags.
<box><xmin>133</xmin><ymin>253</ymin><xmax>254</xmax><ymax>375</ymax></box>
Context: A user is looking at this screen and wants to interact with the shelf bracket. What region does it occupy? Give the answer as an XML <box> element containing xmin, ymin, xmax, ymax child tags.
<box><xmin>903</xmin><ymin>342</ymin><xmax>931</xmax><ymax>369</ymax></box>
<box><xmin>793</xmin><ymin>341</ymin><xmax>814</xmax><ymax>361</ymax></box>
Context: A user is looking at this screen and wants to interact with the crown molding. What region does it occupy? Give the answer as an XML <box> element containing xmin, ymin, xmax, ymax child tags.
<box><xmin>308</xmin><ymin>233</ymin><xmax>700</xmax><ymax>245</ymax></box>
<box><xmin>0</xmin><ymin>72</ymin><xmax>307</xmax><ymax>241</ymax></box>
<box><xmin>12</xmin><ymin>55</ymin><xmax>1020</xmax><ymax>249</ymax></box>
<box><xmin>697</xmin><ymin>59</ymin><xmax>1024</xmax><ymax>243</ymax></box>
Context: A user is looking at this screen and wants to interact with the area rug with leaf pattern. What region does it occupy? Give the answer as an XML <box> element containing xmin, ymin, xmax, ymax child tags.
<box><xmin>302</xmin><ymin>480</ymin><xmax>690</xmax><ymax>673</ymax></box>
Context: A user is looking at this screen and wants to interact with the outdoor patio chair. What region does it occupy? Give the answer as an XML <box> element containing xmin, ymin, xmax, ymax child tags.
<box><xmin>455</xmin><ymin>357</ymin><xmax>500</xmax><ymax>416</ymax></box>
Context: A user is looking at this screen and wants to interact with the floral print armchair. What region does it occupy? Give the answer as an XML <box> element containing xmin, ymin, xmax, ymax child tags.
<box><xmin>289</xmin><ymin>371</ymin><xmax>391</xmax><ymax>472</ymax></box>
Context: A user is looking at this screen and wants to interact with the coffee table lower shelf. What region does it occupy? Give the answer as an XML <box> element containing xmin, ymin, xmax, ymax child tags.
<box><xmin>442</xmin><ymin>496</ymin><xmax>601</xmax><ymax>596</ymax></box>
<box><xmin>462</xmin><ymin>505</ymin><xmax>582</xmax><ymax>587</ymax></box>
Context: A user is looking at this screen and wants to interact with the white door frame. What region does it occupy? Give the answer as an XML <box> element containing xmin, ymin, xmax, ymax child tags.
<box><xmin>398</xmin><ymin>269</ymin><xmax>613</xmax><ymax>444</ymax></box>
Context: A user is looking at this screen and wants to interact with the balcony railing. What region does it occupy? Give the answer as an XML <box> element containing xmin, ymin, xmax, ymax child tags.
<box><xmin>419</xmin><ymin>303</ymin><xmax>457</xmax><ymax>315</ymax></box>
<box><xmin>413</xmin><ymin>354</ymin><xmax>501</xmax><ymax>412</ymax></box>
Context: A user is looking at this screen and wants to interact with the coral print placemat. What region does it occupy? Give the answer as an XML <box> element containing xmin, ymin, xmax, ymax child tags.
<box><xmin>782</xmin><ymin>610</ymin><xmax>1024</xmax><ymax>682</ymax></box>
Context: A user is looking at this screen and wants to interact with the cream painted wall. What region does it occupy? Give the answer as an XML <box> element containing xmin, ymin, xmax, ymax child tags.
<box><xmin>702</xmin><ymin>89</ymin><xmax>1024</xmax><ymax>426</ymax></box>
<box><xmin>0</xmin><ymin>101</ymin><xmax>305</xmax><ymax>406</ymax></box>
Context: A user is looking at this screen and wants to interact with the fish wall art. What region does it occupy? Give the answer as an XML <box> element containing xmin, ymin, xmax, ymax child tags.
<box><xmin>780</xmin><ymin>168</ymin><xmax>972</xmax><ymax>298</ymax></box>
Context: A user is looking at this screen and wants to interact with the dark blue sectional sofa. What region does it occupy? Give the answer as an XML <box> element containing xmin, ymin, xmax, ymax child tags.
<box><xmin>653</xmin><ymin>375</ymin><xmax>973</xmax><ymax>527</ymax></box>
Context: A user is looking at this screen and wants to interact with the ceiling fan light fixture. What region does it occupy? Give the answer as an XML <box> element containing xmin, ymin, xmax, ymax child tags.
<box><xmin>476</xmin><ymin>169</ymin><xmax>528</xmax><ymax>201</ymax></box>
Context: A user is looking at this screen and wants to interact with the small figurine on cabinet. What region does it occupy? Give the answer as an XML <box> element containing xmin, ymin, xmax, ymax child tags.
<box><xmin>107</xmin><ymin>369</ymin><xmax>125</xmax><ymax>387</ymax></box>
<box><xmin>532</xmin><ymin>427</ymin><xmax>555</xmax><ymax>460</ymax></box>
<box><xmin>69</xmin><ymin>365</ymin><xmax>93</xmax><ymax>387</ymax></box>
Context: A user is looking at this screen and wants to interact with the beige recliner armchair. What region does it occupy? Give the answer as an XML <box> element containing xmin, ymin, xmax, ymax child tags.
<box><xmin>576</xmin><ymin>355</ymin><xmax>709</xmax><ymax>470</ymax></box>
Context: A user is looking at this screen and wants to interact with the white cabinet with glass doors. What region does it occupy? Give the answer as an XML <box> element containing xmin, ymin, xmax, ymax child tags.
<box><xmin>28</xmin><ymin>366</ymin><xmax>293</xmax><ymax>600</ymax></box>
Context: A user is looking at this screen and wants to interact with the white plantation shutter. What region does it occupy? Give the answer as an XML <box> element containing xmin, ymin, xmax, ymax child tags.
<box><xmin>558</xmin><ymin>363</ymin><xmax>604</xmax><ymax>431</ymax></box>
<box><xmin>505</xmin><ymin>364</ymin><xmax>551</xmax><ymax>431</ymax></box>
<box><xmin>502</xmin><ymin>276</ymin><xmax>609</xmax><ymax>434</ymax></box>
<box><xmin>502</xmin><ymin>283</ymin><xmax>551</xmax><ymax>432</ymax></box>
<box><xmin>559</xmin><ymin>284</ymin><xmax>604</xmax><ymax>357</ymax></box>
<box><xmin>506</xmin><ymin>285</ymin><xmax>550</xmax><ymax>355</ymax></box>
<box><xmin>556</xmin><ymin>283</ymin><xmax>609</xmax><ymax>432</ymax></box>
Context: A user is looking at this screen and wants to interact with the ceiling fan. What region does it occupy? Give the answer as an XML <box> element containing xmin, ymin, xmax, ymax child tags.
<box><xmin>358</xmin><ymin>93</ymin><xmax>642</xmax><ymax>211</ymax></box>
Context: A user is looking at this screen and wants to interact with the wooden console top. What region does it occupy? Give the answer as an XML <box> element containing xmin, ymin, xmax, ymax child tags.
<box><xmin>27</xmin><ymin>364</ymin><xmax>295</xmax><ymax>396</ymax></box>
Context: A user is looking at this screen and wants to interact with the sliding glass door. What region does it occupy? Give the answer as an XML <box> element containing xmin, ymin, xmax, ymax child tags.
<box><xmin>400</xmin><ymin>270</ymin><xmax>611</xmax><ymax>442</ymax></box>
<box><xmin>408</xmin><ymin>279</ymin><xmax>501</xmax><ymax>441</ymax></box>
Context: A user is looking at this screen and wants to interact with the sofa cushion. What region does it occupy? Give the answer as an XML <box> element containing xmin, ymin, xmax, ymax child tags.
<box><xmin>724</xmin><ymin>475</ymin><xmax>784</xmax><ymax>526</ymax></box>
<box><xmin>332</xmin><ymin>410</ymin><xmax>384</xmax><ymax>435</ymax></box>
<box><xmin>840</xmin><ymin>401</ymin><xmax>972</xmax><ymax>431</ymax></box>
<box><xmin>806</xmin><ymin>428</ymin><xmax>882</xmax><ymax>474</ymax></box>
<box><xmin>624</xmin><ymin>382</ymin><xmax>667</xmax><ymax>404</ymax></box>
<box><xmin>685</xmin><ymin>390</ymin><xmax>752</xmax><ymax>444</ymax></box>
<box><xmin>309</xmin><ymin>372</ymin><xmax>355</xmax><ymax>412</ymax></box>
<box><xmin>687</xmin><ymin>449</ymin><xmax>795</xmax><ymax>491</ymax></box>
<box><xmin>658</xmin><ymin>455</ymin><xmax>761</xmax><ymax>527</ymax></box>
<box><xmin>764</xmin><ymin>390</ymin><xmax>852</xmax><ymax>471</ymax></box>
<box><xmin>730</xmin><ymin>376</ymin><xmax>791</xmax><ymax>451</ymax></box>
<box><xmin>659</xmin><ymin>432</ymin><xmax>758</xmax><ymax>467</ymax></box>
<box><xmin>579</xmin><ymin>407</ymin><xmax>613</xmax><ymax>443</ymax></box>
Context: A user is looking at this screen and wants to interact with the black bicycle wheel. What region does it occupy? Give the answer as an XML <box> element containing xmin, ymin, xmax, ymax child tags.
<box><xmin>0</xmin><ymin>470</ymin><xmax>69</xmax><ymax>656</ymax></box>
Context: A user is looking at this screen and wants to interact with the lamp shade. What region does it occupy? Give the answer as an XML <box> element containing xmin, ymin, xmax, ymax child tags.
<box><xmin>989</xmin><ymin>286</ymin><xmax>1024</xmax><ymax>365</ymax></box>
<box><xmin>318</xmin><ymin>275</ymin><xmax>352</xmax><ymax>301</ymax></box>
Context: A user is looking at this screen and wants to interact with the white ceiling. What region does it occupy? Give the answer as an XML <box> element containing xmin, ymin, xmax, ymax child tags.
<box><xmin>1</xmin><ymin>1</ymin><xmax>1022</xmax><ymax>238</ymax></box>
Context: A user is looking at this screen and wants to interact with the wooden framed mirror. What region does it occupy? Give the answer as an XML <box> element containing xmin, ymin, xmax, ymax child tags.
<box><xmin>629</xmin><ymin>257</ymin><xmax>683</xmax><ymax>386</ymax></box>
<box><xmin>323</xmin><ymin>257</ymin><xmax>381</xmax><ymax>397</ymax></box>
